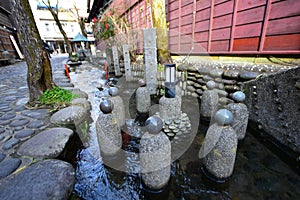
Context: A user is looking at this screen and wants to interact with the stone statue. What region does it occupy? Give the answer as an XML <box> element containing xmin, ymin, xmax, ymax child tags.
<box><xmin>200</xmin><ymin>80</ymin><xmax>219</xmax><ymax>119</ymax></box>
<box><xmin>199</xmin><ymin>109</ymin><xmax>237</xmax><ymax>181</ymax></box>
<box><xmin>227</xmin><ymin>91</ymin><xmax>249</xmax><ymax>140</ymax></box>
<box><xmin>96</xmin><ymin>99</ymin><xmax>122</xmax><ymax>156</ymax></box>
<box><xmin>140</xmin><ymin>116</ymin><xmax>171</xmax><ymax>190</ymax></box>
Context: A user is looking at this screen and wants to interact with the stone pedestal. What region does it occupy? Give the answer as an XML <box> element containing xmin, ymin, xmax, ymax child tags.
<box><xmin>200</xmin><ymin>90</ymin><xmax>219</xmax><ymax>118</ymax></box>
<box><xmin>140</xmin><ymin>116</ymin><xmax>171</xmax><ymax>190</ymax></box>
<box><xmin>112</xmin><ymin>46</ymin><xmax>122</xmax><ymax>76</ymax></box>
<box><xmin>122</xmin><ymin>44</ymin><xmax>133</xmax><ymax>81</ymax></box>
<box><xmin>143</xmin><ymin>28</ymin><xmax>157</xmax><ymax>95</ymax></box>
<box><xmin>201</xmin><ymin>123</ymin><xmax>237</xmax><ymax>179</ymax></box>
<box><xmin>227</xmin><ymin>103</ymin><xmax>249</xmax><ymax>140</ymax></box>
<box><xmin>159</xmin><ymin>96</ymin><xmax>182</xmax><ymax>121</ymax></box>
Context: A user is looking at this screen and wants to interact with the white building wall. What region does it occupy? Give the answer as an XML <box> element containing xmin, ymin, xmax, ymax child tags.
<box><xmin>29</xmin><ymin>0</ymin><xmax>84</xmax><ymax>41</ymax></box>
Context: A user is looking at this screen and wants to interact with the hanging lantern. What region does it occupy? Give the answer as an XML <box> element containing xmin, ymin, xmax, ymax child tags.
<box><xmin>164</xmin><ymin>63</ymin><xmax>176</xmax><ymax>98</ymax></box>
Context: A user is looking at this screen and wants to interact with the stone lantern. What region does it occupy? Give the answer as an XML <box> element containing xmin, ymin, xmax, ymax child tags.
<box><xmin>164</xmin><ymin>63</ymin><xmax>176</xmax><ymax>98</ymax></box>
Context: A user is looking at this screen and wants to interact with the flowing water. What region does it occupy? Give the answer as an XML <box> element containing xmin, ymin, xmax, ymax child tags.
<box><xmin>70</xmin><ymin>63</ymin><xmax>300</xmax><ymax>200</ymax></box>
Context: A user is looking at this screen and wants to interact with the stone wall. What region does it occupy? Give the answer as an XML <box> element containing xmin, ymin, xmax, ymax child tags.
<box><xmin>176</xmin><ymin>62</ymin><xmax>286</xmax><ymax>106</ymax></box>
<box><xmin>243</xmin><ymin>67</ymin><xmax>300</xmax><ymax>154</ymax></box>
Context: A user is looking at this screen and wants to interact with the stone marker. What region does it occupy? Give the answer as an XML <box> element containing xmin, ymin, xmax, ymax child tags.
<box><xmin>122</xmin><ymin>44</ymin><xmax>133</xmax><ymax>81</ymax></box>
<box><xmin>200</xmin><ymin>81</ymin><xmax>219</xmax><ymax>118</ymax></box>
<box><xmin>0</xmin><ymin>159</ymin><xmax>75</xmax><ymax>200</ymax></box>
<box><xmin>143</xmin><ymin>28</ymin><xmax>158</xmax><ymax>95</ymax></box>
<box><xmin>112</xmin><ymin>46</ymin><xmax>122</xmax><ymax>76</ymax></box>
<box><xmin>140</xmin><ymin>116</ymin><xmax>171</xmax><ymax>190</ymax></box>
<box><xmin>109</xmin><ymin>87</ymin><xmax>126</xmax><ymax>128</ymax></box>
<box><xmin>199</xmin><ymin>109</ymin><xmax>237</xmax><ymax>181</ymax></box>
<box><xmin>227</xmin><ymin>91</ymin><xmax>249</xmax><ymax>140</ymax></box>
<box><xmin>96</xmin><ymin>99</ymin><xmax>122</xmax><ymax>156</ymax></box>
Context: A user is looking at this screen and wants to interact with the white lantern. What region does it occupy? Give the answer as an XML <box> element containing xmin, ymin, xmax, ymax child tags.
<box><xmin>164</xmin><ymin>63</ymin><xmax>176</xmax><ymax>98</ymax></box>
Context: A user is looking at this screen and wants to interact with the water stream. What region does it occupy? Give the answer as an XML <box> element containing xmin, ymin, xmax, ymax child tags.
<box><xmin>69</xmin><ymin>63</ymin><xmax>300</xmax><ymax>200</ymax></box>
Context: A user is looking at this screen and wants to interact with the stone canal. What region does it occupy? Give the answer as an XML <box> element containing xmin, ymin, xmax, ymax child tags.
<box><xmin>69</xmin><ymin>61</ymin><xmax>300</xmax><ymax>199</ymax></box>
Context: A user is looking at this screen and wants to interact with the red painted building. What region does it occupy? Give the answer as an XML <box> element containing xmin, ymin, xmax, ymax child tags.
<box><xmin>88</xmin><ymin>0</ymin><xmax>300</xmax><ymax>55</ymax></box>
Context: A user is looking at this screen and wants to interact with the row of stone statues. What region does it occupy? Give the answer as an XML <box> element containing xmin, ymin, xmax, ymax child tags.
<box><xmin>200</xmin><ymin>81</ymin><xmax>249</xmax><ymax>180</ymax></box>
<box><xmin>96</xmin><ymin>79</ymin><xmax>249</xmax><ymax>190</ymax></box>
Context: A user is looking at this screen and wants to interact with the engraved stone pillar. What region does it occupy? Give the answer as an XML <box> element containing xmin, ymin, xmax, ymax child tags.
<box><xmin>122</xmin><ymin>44</ymin><xmax>132</xmax><ymax>81</ymax></box>
<box><xmin>143</xmin><ymin>28</ymin><xmax>157</xmax><ymax>95</ymax></box>
<box><xmin>112</xmin><ymin>46</ymin><xmax>122</xmax><ymax>76</ymax></box>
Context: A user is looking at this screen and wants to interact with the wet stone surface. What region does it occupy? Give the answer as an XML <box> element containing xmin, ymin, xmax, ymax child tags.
<box><xmin>0</xmin><ymin>113</ymin><xmax>16</xmax><ymax>121</ymax></box>
<box><xmin>0</xmin><ymin>159</ymin><xmax>75</xmax><ymax>200</ymax></box>
<box><xmin>15</xmin><ymin>129</ymin><xmax>35</xmax><ymax>139</ymax></box>
<box><xmin>0</xmin><ymin>153</ymin><xmax>5</xmax><ymax>162</ymax></box>
<box><xmin>21</xmin><ymin>109</ymin><xmax>50</xmax><ymax>119</ymax></box>
<box><xmin>17</xmin><ymin>127</ymin><xmax>74</xmax><ymax>159</ymax></box>
<box><xmin>26</xmin><ymin>120</ymin><xmax>46</xmax><ymax>129</ymax></box>
<box><xmin>2</xmin><ymin>138</ymin><xmax>20</xmax><ymax>150</ymax></box>
<box><xmin>0</xmin><ymin>158</ymin><xmax>21</xmax><ymax>179</ymax></box>
<box><xmin>9</xmin><ymin>119</ymin><xmax>30</xmax><ymax>127</ymax></box>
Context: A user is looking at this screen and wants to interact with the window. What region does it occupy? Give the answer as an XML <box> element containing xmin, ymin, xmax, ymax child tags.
<box><xmin>45</xmin><ymin>23</ymin><xmax>50</xmax><ymax>32</ymax></box>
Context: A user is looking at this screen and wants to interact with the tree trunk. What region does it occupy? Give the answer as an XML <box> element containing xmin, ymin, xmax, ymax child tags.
<box><xmin>10</xmin><ymin>0</ymin><xmax>54</xmax><ymax>106</ymax></box>
<box><xmin>48</xmin><ymin>8</ymin><xmax>72</xmax><ymax>56</ymax></box>
<box><xmin>152</xmin><ymin>0</ymin><xmax>172</xmax><ymax>64</ymax></box>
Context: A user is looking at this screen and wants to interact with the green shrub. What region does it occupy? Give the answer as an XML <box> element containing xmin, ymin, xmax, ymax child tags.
<box><xmin>40</xmin><ymin>86</ymin><xmax>77</xmax><ymax>106</ymax></box>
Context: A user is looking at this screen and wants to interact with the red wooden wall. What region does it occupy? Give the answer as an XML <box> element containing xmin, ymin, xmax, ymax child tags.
<box><xmin>107</xmin><ymin>0</ymin><xmax>300</xmax><ymax>55</ymax></box>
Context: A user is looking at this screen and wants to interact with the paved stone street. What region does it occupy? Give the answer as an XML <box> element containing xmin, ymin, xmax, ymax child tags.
<box><xmin>0</xmin><ymin>55</ymin><xmax>77</xmax><ymax>199</ymax></box>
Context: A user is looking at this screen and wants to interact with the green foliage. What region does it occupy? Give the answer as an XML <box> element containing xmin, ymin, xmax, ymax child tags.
<box><xmin>95</xmin><ymin>13</ymin><xmax>115</xmax><ymax>40</ymax></box>
<box><xmin>39</xmin><ymin>86</ymin><xmax>77</xmax><ymax>106</ymax></box>
<box><xmin>160</xmin><ymin>88</ymin><xmax>165</xmax><ymax>96</ymax></box>
<box><xmin>69</xmin><ymin>52</ymin><xmax>79</xmax><ymax>62</ymax></box>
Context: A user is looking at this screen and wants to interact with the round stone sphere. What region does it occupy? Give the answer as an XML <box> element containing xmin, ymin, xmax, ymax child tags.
<box><xmin>109</xmin><ymin>87</ymin><xmax>119</xmax><ymax>96</ymax></box>
<box><xmin>145</xmin><ymin>116</ymin><xmax>163</xmax><ymax>134</ymax></box>
<box><xmin>138</xmin><ymin>79</ymin><xmax>146</xmax><ymax>87</ymax></box>
<box><xmin>214</xmin><ymin>109</ymin><xmax>233</xmax><ymax>126</ymax></box>
<box><xmin>206</xmin><ymin>81</ymin><xmax>216</xmax><ymax>90</ymax></box>
<box><xmin>232</xmin><ymin>91</ymin><xmax>246</xmax><ymax>102</ymax></box>
<box><xmin>100</xmin><ymin>99</ymin><xmax>114</xmax><ymax>114</ymax></box>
